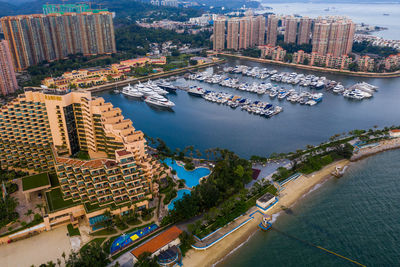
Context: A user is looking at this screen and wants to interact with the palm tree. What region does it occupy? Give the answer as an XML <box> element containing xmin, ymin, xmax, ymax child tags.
<box><xmin>195</xmin><ymin>149</ymin><xmax>202</xmax><ymax>159</ymax></box>
<box><xmin>61</xmin><ymin>252</ymin><xmax>66</xmax><ymax>264</ymax></box>
<box><xmin>25</xmin><ymin>209</ymin><xmax>34</xmax><ymax>222</ymax></box>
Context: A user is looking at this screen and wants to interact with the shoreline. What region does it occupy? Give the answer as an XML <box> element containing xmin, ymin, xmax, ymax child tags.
<box><xmin>217</xmin><ymin>53</ymin><xmax>400</xmax><ymax>78</ymax></box>
<box><xmin>182</xmin><ymin>159</ymin><xmax>349</xmax><ymax>267</ymax></box>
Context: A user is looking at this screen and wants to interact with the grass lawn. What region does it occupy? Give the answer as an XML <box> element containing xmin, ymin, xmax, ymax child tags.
<box><xmin>67</xmin><ymin>223</ymin><xmax>80</xmax><ymax>236</ymax></box>
<box><xmin>116</xmin><ymin>223</ymin><xmax>129</xmax><ymax>231</ymax></box>
<box><xmin>22</xmin><ymin>173</ymin><xmax>50</xmax><ymax>191</ymax></box>
<box><xmin>90</xmin><ymin>228</ymin><xmax>118</xmax><ymax>236</ymax></box>
<box><xmin>80</xmin><ymin>237</ymin><xmax>106</xmax><ymax>252</ymax></box>
<box><xmin>126</xmin><ymin>218</ymin><xmax>142</xmax><ymax>226</ymax></box>
<box><xmin>45</xmin><ymin>188</ymin><xmax>77</xmax><ymax>212</ymax></box>
<box><xmin>48</xmin><ymin>172</ymin><xmax>60</xmax><ymax>187</ymax></box>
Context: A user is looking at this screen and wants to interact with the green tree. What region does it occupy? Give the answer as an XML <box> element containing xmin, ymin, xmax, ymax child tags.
<box><xmin>25</xmin><ymin>209</ymin><xmax>34</xmax><ymax>222</ymax></box>
<box><xmin>134</xmin><ymin>252</ymin><xmax>159</xmax><ymax>267</ymax></box>
<box><xmin>64</xmin><ymin>242</ymin><xmax>109</xmax><ymax>267</ymax></box>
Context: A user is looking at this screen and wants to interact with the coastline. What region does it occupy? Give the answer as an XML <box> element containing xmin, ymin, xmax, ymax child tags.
<box><xmin>182</xmin><ymin>159</ymin><xmax>349</xmax><ymax>267</ymax></box>
<box><xmin>216</xmin><ymin>53</ymin><xmax>400</xmax><ymax>78</ymax></box>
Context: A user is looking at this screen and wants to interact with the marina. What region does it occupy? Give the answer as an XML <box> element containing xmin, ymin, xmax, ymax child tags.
<box><xmin>188</xmin><ymin>66</ymin><xmax>378</xmax><ymax>101</ymax></box>
<box><xmin>96</xmin><ymin>57</ymin><xmax>400</xmax><ymax>159</ymax></box>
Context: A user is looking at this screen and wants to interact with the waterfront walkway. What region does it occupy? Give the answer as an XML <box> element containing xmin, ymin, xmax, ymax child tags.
<box><xmin>216</xmin><ymin>53</ymin><xmax>400</xmax><ymax>78</ymax></box>
<box><xmin>351</xmin><ymin>137</ymin><xmax>400</xmax><ymax>161</ymax></box>
<box><xmin>192</xmin><ymin>207</ymin><xmax>261</xmax><ymax>250</ymax></box>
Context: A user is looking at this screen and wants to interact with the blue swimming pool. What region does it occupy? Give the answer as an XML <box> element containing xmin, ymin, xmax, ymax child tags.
<box><xmin>168</xmin><ymin>189</ymin><xmax>191</xmax><ymax>210</ymax></box>
<box><xmin>162</xmin><ymin>158</ymin><xmax>211</xmax><ymax>188</ymax></box>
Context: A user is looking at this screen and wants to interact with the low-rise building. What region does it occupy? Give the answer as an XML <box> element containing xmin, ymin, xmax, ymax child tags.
<box><xmin>259</xmin><ymin>45</ymin><xmax>286</xmax><ymax>62</ymax></box>
<box><xmin>292</xmin><ymin>51</ymin><xmax>351</xmax><ymax>70</ymax></box>
<box><xmin>256</xmin><ymin>193</ymin><xmax>277</xmax><ymax>212</ymax></box>
<box><xmin>384</xmin><ymin>54</ymin><xmax>400</xmax><ymax>71</ymax></box>
<box><xmin>131</xmin><ymin>226</ymin><xmax>183</xmax><ymax>265</ymax></box>
<box><xmin>357</xmin><ymin>55</ymin><xmax>375</xmax><ymax>72</ymax></box>
<box><xmin>42</xmin><ymin>56</ymin><xmax>166</xmax><ymax>90</ymax></box>
<box><xmin>389</xmin><ymin>129</ymin><xmax>400</xmax><ymax>138</ymax></box>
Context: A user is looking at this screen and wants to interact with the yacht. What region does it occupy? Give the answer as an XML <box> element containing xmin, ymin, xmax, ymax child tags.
<box><xmin>122</xmin><ymin>84</ymin><xmax>143</xmax><ymax>98</ymax></box>
<box><xmin>156</xmin><ymin>80</ymin><xmax>177</xmax><ymax>92</ymax></box>
<box><xmin>136</xmin><ymin>83</ymin><xmax>157</xmax><ymax>96</ymax></box>
<box><xmin>188</xmin><ymin>87</ymin><xmax>204</xmax><ymax>97</ymax></box>
<box><xmin>144</xmin><ymin>94</ymin><xmax>175</xmax><ymax>108</ymax></box>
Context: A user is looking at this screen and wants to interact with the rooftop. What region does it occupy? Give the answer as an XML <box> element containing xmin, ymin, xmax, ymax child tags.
<box><xmin>257</xmin><ymin>192</ymin><xmax>275</xmax><ymax>203</ymax></box>
<box><xmin>22</xmin><ymin>173</ymin><xmax>50</xmax><ymax>191</ymax></box>
<box><xmin>130</xmin><ymin>226</ymin><xmax>182</xmax><ymax>258</ymax></box>
<box><xmin>55</xmin><ymin>157</ymin><xmax>117</xmax><ymax>169</ymax></box>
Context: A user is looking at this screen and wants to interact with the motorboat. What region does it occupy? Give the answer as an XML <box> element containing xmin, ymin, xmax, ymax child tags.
<box><xmin>144</xmin><ymin>94</ymin><xmax>175</xmax><ymax>108</ymax></box>
<box><xmin>122</xmin><ymin>84</ymin><xmax>143</xmax><ymax>98</ymax></box>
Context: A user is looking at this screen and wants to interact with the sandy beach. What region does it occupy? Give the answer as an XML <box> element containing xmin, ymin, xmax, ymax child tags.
<box><xmin>182</xmin><ymin>159</ymin><xmax>349</xmax><ymax>267</ymax></box>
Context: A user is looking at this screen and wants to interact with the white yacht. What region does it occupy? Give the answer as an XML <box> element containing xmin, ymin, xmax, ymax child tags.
<box><xmin>136</xmin><ymin>83</ymin><xmax>157</xmax><ymax>96</ymax></box>
<box><xmin>122</xmin><ymin>84</ymin><xmax>143</xmax><ymax>98</ymax></box>
<box><xmin>144</xmin><ymin>94</ymin><xmax>175</xmax><ymax>108</ymax></box>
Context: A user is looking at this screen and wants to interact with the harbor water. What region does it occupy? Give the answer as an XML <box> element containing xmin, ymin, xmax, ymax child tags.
<box><xmin>218</xmin><ymin>149</ymin><xmax>400</xmax><ymax>267</ymax></box>
<box><xmin>95</xmin><ymin>57</ymin><xmax>400</xmax><ymax>158</ymax></box>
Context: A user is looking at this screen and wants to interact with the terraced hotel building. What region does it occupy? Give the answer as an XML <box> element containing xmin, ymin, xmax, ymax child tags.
<box><xmin>0</xmin><ymin>89</ymin><xmax>163</xmax><ymax>229</ymax></box>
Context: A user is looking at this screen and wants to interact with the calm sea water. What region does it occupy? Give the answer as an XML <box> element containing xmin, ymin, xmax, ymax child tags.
<box><xmin>261</xmin><ymin>2</ymin><xmax>400</xmax><ymax>40</ymax></box>
<box><xmin>219</xmin><ymin>149</ymin><xmax>400</xmax><ymax>267</ymax></box>
<box><xmin>95</xmin><ymin>57</ymin><xmax>400</xmax><ymax>158</ymax></box>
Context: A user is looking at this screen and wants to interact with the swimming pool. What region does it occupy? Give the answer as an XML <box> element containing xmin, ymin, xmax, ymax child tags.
<box><xmin>109</xmin><ymin>224</ymin><xmax>158</xmax><ymax>254</ymax></box>
<box><xmin>168</xmin><ymin>189</ymin><xmax>191</xmax><ymax>210</ymax></box>
<box><xmin>162</xmin><ymin>158</ymin><xmax>211</xmax><ymax>188</ymax></box>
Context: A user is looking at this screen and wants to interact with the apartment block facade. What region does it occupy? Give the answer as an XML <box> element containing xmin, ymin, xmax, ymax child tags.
<box><xmin>312</xmin><ymin>17</ymin><xmax>355</xmax><ymax>57</ymax></box>
<box><xmin>0</xmin><ymin>40</ymin><xmax>18</xmax><ymax>96</ymax></box>
<box><xmin>266</xmin><ymin>15</ymin><xmax>279</xmax><ymax>46</ymax></box>
<box><xmin>283</xmin><ymin>16</ymin><xmax>298</xmax><ymax>44</ymax></box>
<box><xmin>227</xmin><ymin>18</ymin><xmax>240</xmax><ymax>50</ymax></box>
<box><xmin>297</xmin><ymin>17</ymin><xmax>312</xmax><ymax>45</ymax></box>
<box><xmin>1</xmin><ymin>12</ymin><xmax>116</xmax><ymax>71</ymax></box>
<box><xmin>214</xmin><ymin>16</ymin><xmax>265</xmax><ymax>51</ymax></box>
<box><xmin>213</xmin><ymin>18</ymin><xmax>226</xmax><ymax>51</ymax></box>
<box><xmin>0</xmin><ymin>90</ymin><xmax>162</xmax><ymax>210</ymax></box>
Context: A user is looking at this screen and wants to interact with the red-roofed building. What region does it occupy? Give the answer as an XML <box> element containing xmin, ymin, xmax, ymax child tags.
<box><xmin>389</xmin><ymin>129</ymin><xmax>400</xmax><ymax>138</ymax></box>
<box><xmin>131</xmin><ymin>226</ymin><xmax>183</xmax><ymax>263</ymax></box>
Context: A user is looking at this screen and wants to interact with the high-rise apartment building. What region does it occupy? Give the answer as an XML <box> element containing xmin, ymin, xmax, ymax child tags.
<box><xmin>266</xmin><ymin>15</ymin><xmax>279</xmax><ymax>46</ymax></box>
<box><xmin>0</xmin><ymin>40</ymin><xmax>18</xmax><ymax>96</ymax></box>
<box><xmin>0</xmin><ymin>90</ymin><xmax>163</xmax><ymax>212</ymax></box>
<box><xmin>239</xmin><ymin>17</ymin><xmax>251</xmax><ymax>50</ymax></box>
<box><xmin>1</xmin><ymin>12</ymin><xmax>116</xmax><ymax>71</ymax></box>
<box><xmin>312</xmin><ymin>17</ymin><xmax>355</xmax><ymax>57</ymax></box>
<box><xmin>250</xmin><ymin>16</ymin><xmax>266</xmax><ymax>46</ymax></box>
<box><xmin>297</xmin><ymin>17</ymin><xmax>312</xmax><ymax>45</ymax></box>
<box><xmin>213</xmin><ymin>16</ymin><xmax>265</xmax><ymax>51</ymax></box>
<box><xmin>227</xmin><ymin>18</ymin><xmax>240</xmax><ymax>50</ymax></box>
<box><xmin>283</xmin><ymin>16</ymin><xmax>298</xmax><ymax>44</ymax></box>
<box><xmin>213</xmin><ymin>18</ymin><xmax>226</xmax><ymax>51</ymax></box>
